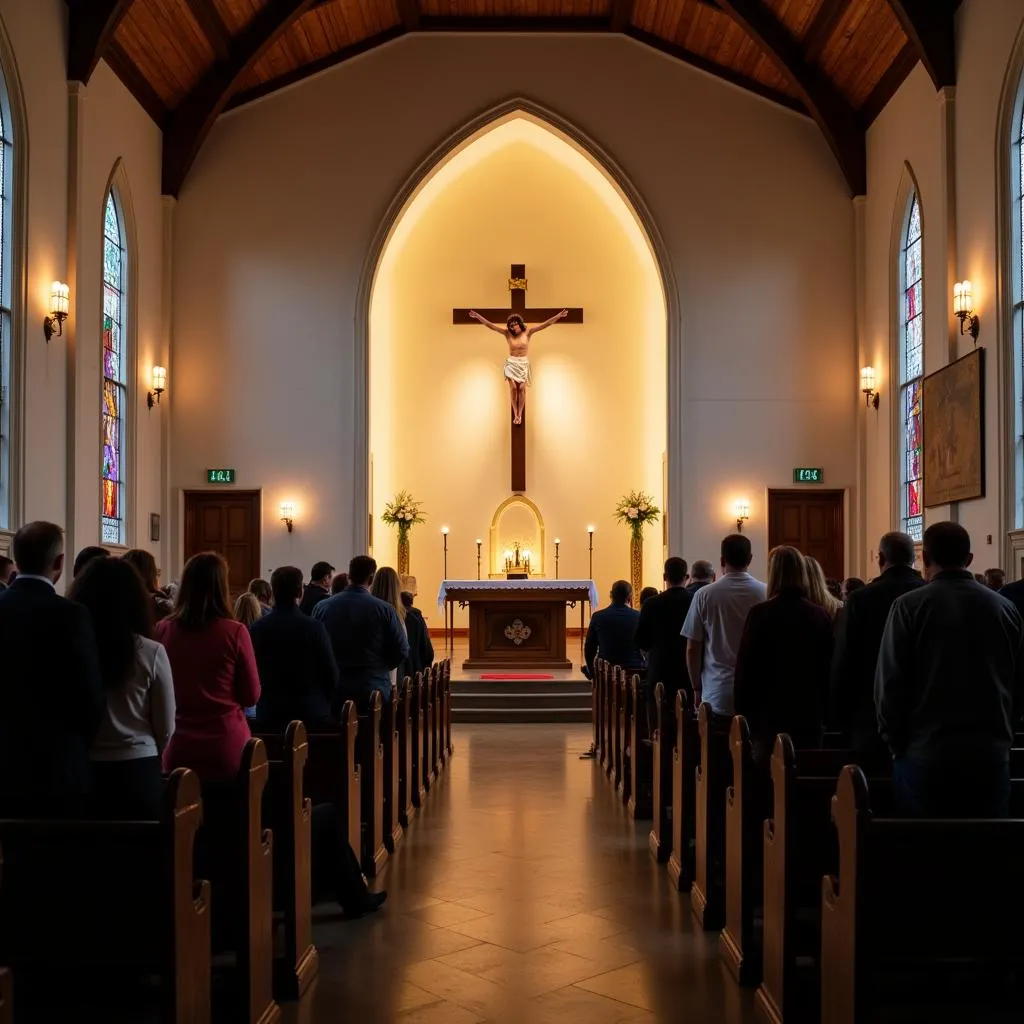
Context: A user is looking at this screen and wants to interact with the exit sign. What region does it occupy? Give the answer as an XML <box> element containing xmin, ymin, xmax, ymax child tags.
<box><xmin>793</xmin><ymin>467</ymin><xmax>824</xmax><ymax>483</ymax></box>
<box><xmin>207</xmin><ymin>468</ymin><xmax>236</xmax><ymax>484</ymax></box>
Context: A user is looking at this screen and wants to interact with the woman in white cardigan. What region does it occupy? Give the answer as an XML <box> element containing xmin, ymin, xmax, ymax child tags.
<box><xmin>69</xmin><ymin>557</ymin><xmax>175</xmax><ymax>820</ymax></box>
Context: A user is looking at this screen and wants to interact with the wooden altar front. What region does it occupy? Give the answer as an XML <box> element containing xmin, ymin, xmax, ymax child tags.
<box><xmin>440</xmin><ymin>581</ymin><xmax>596</xmax><ymax>670</ymax></box>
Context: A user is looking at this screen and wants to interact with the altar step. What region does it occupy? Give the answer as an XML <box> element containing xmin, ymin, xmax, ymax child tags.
<box><xmin>450</xmin><ymin>679</ymin><xmax>592</xmax><ymax>723</ymax></box>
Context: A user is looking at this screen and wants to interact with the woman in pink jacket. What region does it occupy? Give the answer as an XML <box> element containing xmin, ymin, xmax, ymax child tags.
<box><xmin>156</xmin><ymin>552</ymin><xmax>260</xmax><ymax>782</ymax></box>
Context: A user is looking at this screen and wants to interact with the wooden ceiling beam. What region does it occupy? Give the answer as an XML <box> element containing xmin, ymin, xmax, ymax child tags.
<box><xmin>885</xmin><ymin>0</ymin><xmax>956</xmax><ymax>90</ymax></box>
<box><xmin>183</xmin><ymin>0</ymin><xmax>232</xmax><ymax>62</ymax></box>
<box><xmin>416</xmin><ymin>15</ymin><xmax>610</xmax><ymax>32</ymax></box>
<box><xmin>162</xmin><ymin>0</ymin><xmax>319</xmax><ymax>196</ymax></box>
<box><xmin>66</xmin><ymin>0</ymin><xmax>135</xmax><ymax>83</ymax></box>
<box><xmin>105</xmin><ymin>38</ymin><xmax>168</xmax><ymax>125</ymax></box>
<box><xmin>609</xmin><ymin>0</ymin><xmax>636</xmax><ymax>33</ymax></box>
<box><xmin>804</xmin><ymin>0</ymin><xmax>852</xmax><ymax>62</ymax></box>
<box><xmin>715</xmin><ymin>0</ymin><xmax>865</xmax><ymax>194</ymax></box>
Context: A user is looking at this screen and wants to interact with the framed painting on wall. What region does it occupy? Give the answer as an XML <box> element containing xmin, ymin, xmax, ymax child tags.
<box><xmin>922</xmin><ymin>348</ymin><xmax>984</xmax><ymax>507</ymax></box>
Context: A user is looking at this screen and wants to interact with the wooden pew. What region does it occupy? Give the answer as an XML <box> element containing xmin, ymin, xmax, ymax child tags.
<box><xmin>591</xmin><ymin>656</ymin><xmax>603</xmax><ymax>760</ymax></box>
<box><xmin>259</xmin><ymin>722</ymin><xmax>318</xmax><ymax>1001</ymax></box>
<box><xmin>617</xmin><ymin>668</ymin><xmax>631</xmax><ymax>801</ymax></box>
<box><xmin>604</xmin><ymin>662</ymin><xmax>617</xmax><ymax>780</ymax></box>
<box><xmin>691</xmin><ymin>703</ymin><xmax>732</xmax><ymax>929</ymax></box>
<box><xmin>356</xmin><ymin>691</ymin><xmax>387</xmax><ymax>877</ymax></box>
<box><xmin>612</xmin><ymin>666</ymin><xmax>625</xmax><ymax>789</ymax></box>
<box><xmin>0</xmin><ymin>768</ymin><xmax>211</xmax><ymax>1024</ymax></box>
<box><xmin>422</xmin><ymin>667</ymin><xmax>436</xmax><ymax>795</ymax></box>
<box><xmin>667</xmin><ymin>691</ymin><xmax>699</xmax><ymax>891</ymax></box>
<box><xmin>627</xmin><ymin>673</ymin><xmax>653</xmax><ymax>820</ymax></box>
<box><xmin>442</xmin><ymin>656</ymin><xmax>454</xmax><ymax>761</ymax></box>
<box><xmin>648</xmin><ymin>682</ymin><xmax>672</xmax><ymax>862</ymax></box>
<box><xmin>598</xmin><ymin>659</ymin><xmax>610</xmax><ymax>773</ymax></box>
<box><xmin>409</xmin><ymin>672</ymin><xmax>427</xmax><ymax>810</ymax></box>
<box><xmin>396</xmin><ymin>677</ymin><xmax>416</xmax><ymax>831</ymax></box>
<box><xmin>433</xmin><ymin>659</ymin><xmax>446</xmax><ymax>775</ymax></box>
<box><xmin>381</xmin><ymin>685</ymin><xmax>404</xmax><ymax>855</ymax></box>
<box><xmin>821</xmin><ymin>766</ymin><xmax>1024</xmax><ymax>1024</ymax></box>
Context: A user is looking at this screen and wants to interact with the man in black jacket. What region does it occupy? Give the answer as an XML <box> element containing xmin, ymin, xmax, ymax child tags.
<box><xmin>299</xmin><ymin>560</ymin><xmax>334</xmax><ymax>616</ymax></box>
<box><xmin>634</xmin><ymin>557</ymin><xmax>693</xmax><ymax>713</ymax></box>
<box><xmin>400</xmin><ymin>577</ymin><xmax>434</xmax><ymax>681</ymax></box>
<box><xmin>585</xmin><ymin>580</ymin><xmax>644</xmax><ymax>679</ymax></box>
<box><xmin>0</xmin><ymin>522</ymin><xmax>104</xmax><ymax>817</ymax></box>
<box><xmin>830</xmin><ymin>531</ymin><xmax>924</xmax><ymax>753</ymax></box>
<box><xmin>251</xmin><ymin>565</ymin><xmax>338</xmax><ymax>731</ymax></box>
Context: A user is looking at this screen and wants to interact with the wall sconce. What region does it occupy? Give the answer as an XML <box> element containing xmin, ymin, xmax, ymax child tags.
<box><xmin>860</xmin><ymin>366</ymin><xmax>879</xmax><ymax>410</ymax></box>
<box><xmin>147</xmin><ymin>365</ymin><xmax>167</xmax><ymax>409</ymax></box>
<box><xmin>279</xmin><ymin>502</ymin><xmax>295</xmax><ymax>533</ymax></box>
<box><xmin>734</xmin><ymin>500</ymin><xmax>750</xmax><ymax>533</ymax></box>
<box><xmin>43</xmin><ymin>281</ymin><xmax>69</xmax><ymax>342</ymax></box>
<box><xmin>953</xmin><ymin>281</ymin><xmax>980</xmax><ymax>342</ymax></box>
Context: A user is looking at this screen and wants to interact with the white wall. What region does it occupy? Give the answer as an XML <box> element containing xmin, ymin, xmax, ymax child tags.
<box><xmin>172</xmin><ymin>32</ymin><xmax>857</xmax><ymax>585</ymax></box>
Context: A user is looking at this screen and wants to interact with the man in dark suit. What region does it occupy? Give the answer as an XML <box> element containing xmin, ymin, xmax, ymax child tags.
<box><xmin>634</xmin><ymin>557</ymin><xmax>693</xmax><ymax>712</ymax></box>
<box><xmin>313</xmin><ymin>555</ymin><xmax>409</xmax><ymax>712</ymax></box>
<box><xmin>0</xmin><ymin>555</ymin><xmax>13</xmax><ymax>590</ymax></box>
<box><xmin>0</xmin><ymin>522</ymin><xmax>104</xmax><ymax>817</ymax></box>
<box><xmin>830</xmin><ymin>531</ymin><xmax>924</xmax><ymax>753</ymax></box>
<box><xmin>251</xmin><ymin>565</ymin><xmax>338</xmax><ymax>731</ymax></box>
<box><xmin>300</xmin><ymin>560</ymin><xmax>335</xmax><ymax>616</ymax></box>
<box><xmin>585</xmin><ymin>580</ymin><xmax>644</xmax><ymax>679</ymax></box>
<box><xmin>400</xmin><ymin>576</ymin><xmax>434</xmax><ymax>682</ymax></box>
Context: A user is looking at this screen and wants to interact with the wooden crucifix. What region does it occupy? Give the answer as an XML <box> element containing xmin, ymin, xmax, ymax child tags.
<box><xmin>453</xmin><ymin>264</ymin><xmax>583</xmax><ymax>492</ymax></box>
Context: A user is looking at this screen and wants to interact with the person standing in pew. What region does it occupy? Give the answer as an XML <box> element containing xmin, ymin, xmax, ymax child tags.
<box><xmin>0</xmin><ymin>555</ymin><xmax>13</xmax><ymax>590</ymax></box>
<box><xmin>830</xmin><ymin>531</ymin><xmax>924</xmax><ymax>756</ymax></box>
<box><xmin>68</xmin><ymin>557</ymin><xmax>175</xmax><ymax>820</ymax></box>
<box><xmin>400</xmin><ymin>576</ymin><xmax>434</xmax><ymax>681</ymax></box>
<box><xmin>682</xmin><ymin>534</ymin><xmax>766</xmax><ymax>724</ymax></box>
<box><xmin>875</xmin><ymin>521</ymin><xmax>1024</xmax><ymax>818</ymax></box>
<box><xmin>156</xmin><ymin>552</ymin><xmax>262</xmax><ymax>782</ymax></box>
<box><xmin>314</xmin><ymin>555</ymin><xmax>409</xmax><ymax>713</ymax></box>
<box><xmin>686</xmin><ymin>560</ymin><xmax>715</xmax><ymax>595</ymax></box>
<box><xmin>733</xmin><ymin>546</ymin><xmax>834</xmax><ymax>767</ymax></box>
<box><xmin>584</xmin><ymin>581</ymin><xmax>644</xmax><ymax>681</ymax></box>
<box><xmin>0</xmin><ymin>522</ymin><xmax>104</xmax><ymax>817</ymax></box>
<box><xmin>251</xmin><ymin>565</ymin><xmax>338</xmax><ymax>732</ymax></box>
<box><xmin>300</xmin><ymin>560</ymin><xmax>335</xmax><ymax>616</ymax></box>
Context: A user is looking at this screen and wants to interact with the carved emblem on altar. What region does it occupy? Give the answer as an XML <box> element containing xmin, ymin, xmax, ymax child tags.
<box><xmin>504</xmin><ymin>619</ymin><xmax>532</xmax><ymax>645</ymax></box>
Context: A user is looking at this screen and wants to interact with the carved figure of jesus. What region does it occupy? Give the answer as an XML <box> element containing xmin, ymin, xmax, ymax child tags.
<box><xmin>467</xmin><ymin>308</ymin><xmax>569</xmax><ymax>424</ymax></box>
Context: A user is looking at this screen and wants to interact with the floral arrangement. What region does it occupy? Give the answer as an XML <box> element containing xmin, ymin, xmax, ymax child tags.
<box><xmin>613</xmin><ymin>490</ymin><xmax>661</xmax><ymax>541</ymax></box>
<box><xmin>382</xmin><ymin>490</ymin><xmax>426</xmax><ymax>539</ymax></box>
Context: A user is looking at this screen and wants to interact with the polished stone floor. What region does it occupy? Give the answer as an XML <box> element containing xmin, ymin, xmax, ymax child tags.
<box><xmin>290</xmin><ymin>723</ymin><xmax>757</xmax><ymax>1023</ymax></box>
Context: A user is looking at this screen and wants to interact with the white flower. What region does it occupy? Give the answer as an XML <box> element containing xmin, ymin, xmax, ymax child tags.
<box><xmin>403</xmin><ymin>512</ymin><xmax>412</xmax><ymax>521</ymax></box>
<box><xmin>627</xmin><ymin>509</ymin><xmax>639</xmax><ymax>520</ymax></box>
<box><xmin>639</xmin><ymin>503</ymin><xmax>649</xmax><ymax>513</ymax></box>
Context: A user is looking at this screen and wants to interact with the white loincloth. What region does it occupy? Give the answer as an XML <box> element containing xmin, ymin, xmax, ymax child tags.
<box><xmin>504</xmin><ymin>354</ymin><xmax>532</xmax><ymax>387</ymax></box>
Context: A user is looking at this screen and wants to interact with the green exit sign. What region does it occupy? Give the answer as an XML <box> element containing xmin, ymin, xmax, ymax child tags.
<box><xmin>207</xmin><ymin>468</ymin><xmax>236</xmax><ymax>484</ymax></box>
<box><xmin>793</xmin><ymin>467</ymin><xmax>824</xmax><ymax>484</ymax></box>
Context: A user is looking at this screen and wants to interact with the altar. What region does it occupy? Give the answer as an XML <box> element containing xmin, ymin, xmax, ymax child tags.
<box><xmin>438</xmin><ymin>579</ymin><xmax>599</xmax><ymax>670</ymax></box>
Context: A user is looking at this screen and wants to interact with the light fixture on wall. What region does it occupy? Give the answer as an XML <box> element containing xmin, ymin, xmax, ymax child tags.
<box><xmin>43</xmin><ymin>281</ymin><xmax>69</xmax><ymax>342</ymax></box>
<box><xmin>734</xmin><ymin>500</ymin><xmax>750</xmax><ymax>533</ymax></box>
<box><xmin>860</xmin><ymin>366</ymin><xmax>879</xmax><ymax>410</ymax></box>
<box><xmin>953</xmin><ymin>281</ymin><xmax>980</xmax><ymax>342</ymax></box>
<box><xmin>279</xmin><ymin>502</ymin><xmax>295</xmax><ymax>533</ymax></box>
<box><xmin>147</xmin><ymin>365</ymin><xmax>167</xmax><ymax>409</ymax></box>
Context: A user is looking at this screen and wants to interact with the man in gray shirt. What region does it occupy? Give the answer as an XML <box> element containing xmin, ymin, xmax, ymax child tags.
<box><xmin>875</xmin><ymin>521</ymin><xmax>1024</xmax><ymax>818</ymax></box>
<box><xmin>682</xmin><ymin>534</ymin><xmax>766</xmax><ymax>720</ymax></box>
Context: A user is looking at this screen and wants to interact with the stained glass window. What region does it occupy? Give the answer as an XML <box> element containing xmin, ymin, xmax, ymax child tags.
<box><xmin>900</xmin><ymin>194</ymin><xmax>924</xmax><ymax>542</ymax></box>
<box><xmin>0</xmin><ymin>69</ymin><xmax>12</xmax><ymax>531</ymax></box>
<box><xmin>101</xmin><ymin>192</ymin><xmax>127</xmax><ymax>545</ymax></box>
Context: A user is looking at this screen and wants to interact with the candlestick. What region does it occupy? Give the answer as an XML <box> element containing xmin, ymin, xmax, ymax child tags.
<box><xmin>476</xmin><ymin>539</ymin><xmax>482</xmax><ymax>580</ymax></box>
<box><xmin>442</xmin><ymin>527</ymin><xmax>449</xmax><ymax>580</ymax></box>
<box><xmin>587</xmin><ymin>526</ymin><xmax>594</xmax><ymax>580</ymax></box>
<box><xmin>554</xmin><ymin>538</ymin><xmax>560</xmax><ymax>580</ymax></box>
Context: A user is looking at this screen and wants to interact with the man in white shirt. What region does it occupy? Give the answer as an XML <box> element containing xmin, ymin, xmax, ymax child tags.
<box><xmin>682</xmin><ymin>534</ymin><xmax>766</xmax><ymax>718</ymax></box>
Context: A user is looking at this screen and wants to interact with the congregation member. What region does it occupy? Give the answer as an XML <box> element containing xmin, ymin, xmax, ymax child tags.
<box><xmin>123</xmin><ymin>548</ymin><xmax>173</xmax><ymax>621</ymax></box>
<box><xmin>999</xmin><ymin>571</ymin><xmax>1024</xmax><ymax>620</ymax></box>
<box><xmin>733</xmin><ymin>546</ymin><xmax>833</xmax><ymax>766</ymax></box>
<box><xmin>331</xmin><ymin>572</ymin><xmax>350</xmax><ymax>595</ymax></box>
<box><xmin>0</xmin><ymin>555</ymin><xmax>13</xmax><ymax>589</ymax></box>
<box><xmin>633</xmin><ymin>557</ymin><xmax>693</xmax><ymax>711</ymax></box>
<box><xmin>841</xmin><ymin>576</ymin><xmax>865</xmax><ymax>600</ymax></box>
<box><xmin>314</xmin><ymin>555</ymin><xmax>409</xmax><ymax>712</ymax></box>
<box><xmin>984</xmin><ymin>568</ymin><xmax>1006</xmax><ymax>592</ymax></box>
<box><xmin>233</xmin><ymin>591</ymin><xmax>263</xmax><ymax>629</ymax></box>
<box><xmin>400</xmin><ymin>576</ymin><xmax>434</xmax><ymax>680</ymax></box>
<box><xmin>876</xmin><ymin>522</ymin><xmax>1024</xmax><ymax>818</ymax></box>
<box><xmin>248</xmin><ymin>577</ymin><xmax>273</xmax><ymax>615</ymax></box>
<box><xmin>69</xmin><ymin>557</ymin><xmax>175</xmax><ymax>820</ymax></box>
<box><xmin>72</xmin><ymin>544</ymin><xmax>109</xmax><ymax>579</ymax></box>
<box><xmin>584</xmin><ymin>580</ymin><xmax>644</xmax><ymax>680</ymax></box>
<box><xmin>686</xmin><ymin>560</ymin><xmax>715</xmax><ymax>595</ymax></box>
<box><xmin>639</xmin><ymin>586</ymin><xmax>659</xmax><ymax>606</ymax></box>
<box><xmin>805</xmin><ymin>556</ymin><xmax>843</xmax><ymax>621</ymax></box>
<box><xmin>371</xmin><ymin>567</ymin><xmax>408</xmax><ymax>692</ymax></box>
<box><xmin>830</xmin><ymin>531</ymin><xmax>924</xmax><ymax>754</ymax></box>
<box><xmin>251</xmin><ymin>565</ymin><xmax>338</xmax><ymax>731</ymax></box>
<box><xmin>156</xmin><ymin>552</ymin><xmax>261</xmax><ymax>782</ymax></box>
<box><xmin>0</xmin><ymin>522</ymin><xmax>104</xmax><ymax>817</ymax></box>
<box><xmin>300</xmin><ymin>560</ymin><xmax>335</xmax><ymax>615</ymax></box>
<box><xmin>682</xmin><ymin>534</ymin><xmax>766</xmax><ymax>720</ymax></box>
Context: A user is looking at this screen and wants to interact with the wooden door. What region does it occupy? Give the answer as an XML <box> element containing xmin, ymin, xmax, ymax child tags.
<box><xmin>183</xmin><ymin>490</ymin><xmax>261</xmax><ymax>597</ymax></box>
<box><xmin>767</xmin><ymin>490</ymin><xmax>844</xmax><ymax>581</ymax></box>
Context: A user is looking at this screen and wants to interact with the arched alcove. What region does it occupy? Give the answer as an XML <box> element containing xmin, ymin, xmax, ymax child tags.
<box><xmin>488</xmin><ymin>494</ymin><xmax>546</xmax><ymax>577</ymax></box>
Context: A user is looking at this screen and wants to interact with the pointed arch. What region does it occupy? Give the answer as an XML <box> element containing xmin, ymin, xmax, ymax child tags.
<box><xmin>100</xmin><ymin>159</ymin><xmax>139</xmax><ymax>547</ymax></box>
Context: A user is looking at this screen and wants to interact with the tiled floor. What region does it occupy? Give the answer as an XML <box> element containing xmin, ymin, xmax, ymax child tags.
<box><xmin>292</xmin><ymin>723</ymin><xmax>757</xmax><ymax>1023</ymax></box>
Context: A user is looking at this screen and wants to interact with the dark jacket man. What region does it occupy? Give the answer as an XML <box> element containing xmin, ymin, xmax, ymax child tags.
<box><xmin>830</xmin><ymin>532</ymin><xmax>925</xmax><ymax>751</ymax></box>
<box><xmin>0</xmin><ymin>523</ymin><xmax>104</xmax><ymax>816</ymax></box>
<box><xmin>314</xmin><ymin>557</ymin><xmax>409</xmax><ymax>713</ymax></box>
<box><xmin>633</xmin><ymin>558</ymin><xmax>693</xmax><ymax>705</ymax></box>
<box><xmin>402</xmin><ymin>602</ymin><xmax>434</xmax><ymax>682</ymax></box>
<box><xmin>585</xmin><ymin>580</ymin><xmax>643</xmax><ymax>678</ymax></box>
<box><xmin>299</xmin><ymin>560</ymin><xmax>334</xmax><ymax>617</ymax></box>
<box><xmin>252</xmin><ymin>566</ymin><xmax>338</xmax><ymax>730</ymax></box>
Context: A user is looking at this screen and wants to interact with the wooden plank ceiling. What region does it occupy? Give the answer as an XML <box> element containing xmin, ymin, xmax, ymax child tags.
<box><xmin>65</xmin><ymin>0</ymin><xmax>960</xmax><ymax>197</ymax></box>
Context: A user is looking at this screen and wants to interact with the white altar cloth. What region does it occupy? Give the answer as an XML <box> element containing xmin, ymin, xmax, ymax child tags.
<box><xmin>437</xmin><ymin>578</ymin><xmax>599</xmax><ymax>611</ymax></box>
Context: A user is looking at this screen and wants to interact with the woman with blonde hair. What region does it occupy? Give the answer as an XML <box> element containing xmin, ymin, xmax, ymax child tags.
<box><xmin>371</xmin><ymin>566</ymin><xmax>406</xmax><ymax>691</ymax></box>
<box><xmin>233</xmin><ymin>592</ymin><xmax>263</xmax><ymax>629</ymax></box>
<box><xmin>805</xmin><ymin>555</ymin><xmax>843</xmax><ymax>621</ymax></box>
<box><xmin>734</xmin><ymin>546</ymin><xmax>834</xmax><ymax>766</ymax></box>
